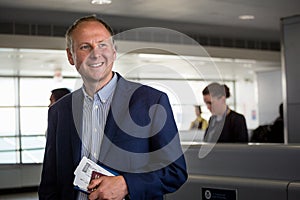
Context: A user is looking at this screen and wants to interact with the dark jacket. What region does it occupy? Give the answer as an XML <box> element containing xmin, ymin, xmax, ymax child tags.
<box><xmin>38</xmin><ymin>73</ymin><xmax>187</xmax><ymax>200</ymax></box>
<box><xmin>204</xmin><ymin>109</ymin><xmax>248</xmax><ymax>143</ymax></box>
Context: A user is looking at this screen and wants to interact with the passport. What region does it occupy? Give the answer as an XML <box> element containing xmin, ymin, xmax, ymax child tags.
<box><xmin>73</xmin><ymin>156</ymin><xmax>117</xmax><ymax>194</ymax></box>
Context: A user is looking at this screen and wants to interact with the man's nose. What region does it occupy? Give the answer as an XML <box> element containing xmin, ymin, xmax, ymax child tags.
<box><xmin>89</xmin><ymin>45</ymin><xmax>102</xmax><ymax>58</ymax></box>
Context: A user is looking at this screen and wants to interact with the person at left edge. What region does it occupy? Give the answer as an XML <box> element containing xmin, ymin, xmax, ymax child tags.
<box><xmin>38</xmin><ymin>15</ymin><xmax>187</xmax><ymax>200</ymax></box>
<box><xmin>49</xmin><ymin>88</ymin><xmax>71</xmax><ymax>107</ymax></box>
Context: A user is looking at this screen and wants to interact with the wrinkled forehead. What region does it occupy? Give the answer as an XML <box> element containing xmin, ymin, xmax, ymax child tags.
<box><xmin>68</xmin><ymin>20</ymin><xmax>114</xmax><ymax>49</ymax></box>
<box><xmin>73</xmin><ymin>21</ymin><xmax>112</xmax><ymax>38</ymax></box>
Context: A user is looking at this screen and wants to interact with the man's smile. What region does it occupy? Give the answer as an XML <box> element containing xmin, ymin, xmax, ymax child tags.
<box><xmin>88</xmin><ymin>62</ymin><xmax>104</xmax><ymax>68</ymax></box>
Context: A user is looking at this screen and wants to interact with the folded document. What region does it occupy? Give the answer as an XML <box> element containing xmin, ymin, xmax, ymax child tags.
<box><xmin>73</xmin><ymin>156</ymin><xmax>117</xmax><ymax>193</ymax></box>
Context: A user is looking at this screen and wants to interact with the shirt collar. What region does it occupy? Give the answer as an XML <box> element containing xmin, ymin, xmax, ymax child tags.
<box><xmin>97</xmin><ymin>72</ymin><xmax>117</xmax><ymax>103</ymax></box>
<box><xmin>82</xmin><ymin>72</ymin><xmax>117</xmax><ymax>103</ymax></box>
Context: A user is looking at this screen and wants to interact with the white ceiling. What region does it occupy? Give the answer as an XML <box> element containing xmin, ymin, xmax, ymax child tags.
<box><xmin>0</xmin><ymin>0</ymin><xmax>299</xmax><ymax>32</ymax></box>
<box><xmin>0</xmin><ymin>0</ymin><xmax>300</xmax><ymax>30</ymax></box>
<box><xmin>0</xmin><ymin>0</ymin><xmax>295</xmax><ymax>80</ymax></box>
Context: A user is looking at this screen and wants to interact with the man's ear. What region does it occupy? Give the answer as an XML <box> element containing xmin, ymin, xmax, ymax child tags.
<box><xmin>221</xmin><ymin>95</ymin><xmax>226</xmax><ymax>103</ymax></box>
<box><xmin>66</xmin><ymin>48</ymin><xmax>74</xmax><ymax>65</ymax></box>
<box><xmin>113</xmin><ymin>48</ymin><xmax>117</xmax><ymax>61</ymax></box>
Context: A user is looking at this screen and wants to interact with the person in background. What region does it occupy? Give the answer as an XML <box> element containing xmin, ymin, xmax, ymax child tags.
<box><xmin>251</xmin><ymin>103</ymin><xmax>284</xmax><ymax>143</ymax></box>
<box><xmin>202</xmin><ymin>82</ymin><xmax>248</xmax><ymax>143</ymax></box>
<box><xmin>38</xmin><ymin>15</ymin><xmax>187</xmax><ymax>200</ymax></box>
<box><xmin>268</xmin><ymin>103</ymin><xmax>284</xmax><ymax>143</ymax></box>
<box><xmin>49</xmin><ymin>88</ymin><xmax>71</xmax><ymax>107</ymax></box>
<box><xmin>190</xmin><ymin>105</ymin><xmax>208</xmax><ymax>130</ymax></box>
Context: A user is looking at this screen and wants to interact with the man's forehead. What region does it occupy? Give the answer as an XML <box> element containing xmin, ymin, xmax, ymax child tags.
<box><xmin>74</xmin><ymin>37</ymin><xmax>114</xmax><ymax>46</ymax></box>
<box><xmin>73</xmin><ymin>23</ymin><xmax>112</xmax><ymax>39</ymax></box>
<box><xmin>75</xmin><ymin>21</ymin><xmax>110</xmax><ymax>33</ymax></box>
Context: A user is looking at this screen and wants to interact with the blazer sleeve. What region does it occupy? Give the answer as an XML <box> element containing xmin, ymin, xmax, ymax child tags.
<box><xmin>38</xmin><ymin>92</ymin><xmax>82</xmax><ymax>200</ymax></box>
<box><xmin>122</xmin><ymin>92</ymin><xmax>187</xmax><ymax>199</ymax></box>
<box><xmin>38</xmin><ymin>106</ymin><xmax>59</xmax><ymax>199</ymax></box>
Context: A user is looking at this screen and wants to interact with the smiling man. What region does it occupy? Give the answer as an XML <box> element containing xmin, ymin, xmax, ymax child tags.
<box><xmin>38</xmin><ymin>15</ymin><xmax>187</xmax><ymax>200</ymax></box>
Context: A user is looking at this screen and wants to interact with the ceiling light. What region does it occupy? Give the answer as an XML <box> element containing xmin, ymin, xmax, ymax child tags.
<box><xmin>91</xmin><ymin>0</ymin><xmax>112</xmax><ymax>5</ymax></box>
<box><xmin>238</xmin><ymin>15</ymin><xmax>255</xmax><ymax>20</ymax></box>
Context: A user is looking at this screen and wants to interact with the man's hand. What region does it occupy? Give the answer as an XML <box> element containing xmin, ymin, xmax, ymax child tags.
<box><xmin>88</xmin><ymin>175</ymin><xmax>128</xmax><ymax>200</ymax></box>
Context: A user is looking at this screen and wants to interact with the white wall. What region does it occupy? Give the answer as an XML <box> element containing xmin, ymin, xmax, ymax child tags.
<box><xmin>0</xmin><ymin>164</ymin><xmax>42</xmax><ymax>189</ymax></box>
<box><xmin>282</xmin><ymin>15</ymin><xmax>300</xmax><ymax>143</ymax></box>
<box><xmin>256</xmin><ymin>70</ymin><xmax>283</xmax><ymax>125</ymax></box>
<box><xmin>236</xmin><ymin>80</ymin><xmax>259</xmax><ymax>130</ymax></box>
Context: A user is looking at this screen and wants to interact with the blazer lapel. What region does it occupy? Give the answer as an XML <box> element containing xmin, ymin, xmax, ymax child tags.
<box><xmin>100</xmin><ymin>75</ymin><xmax>138</xmax><ymax>163</ymax></box>
<box><xmin>71</xmin><ymin>89</ymin><xmax>84</xmax><ymax>166</ymax></box>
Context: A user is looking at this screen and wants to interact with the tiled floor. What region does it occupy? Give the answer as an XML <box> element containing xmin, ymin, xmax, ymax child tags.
<box><xmin>0</xmin><ymin>192</ymin><xmax>38</xmax><ymax>200</ymax></box>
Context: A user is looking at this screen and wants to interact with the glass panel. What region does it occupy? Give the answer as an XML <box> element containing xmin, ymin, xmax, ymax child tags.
<box><xmin>21</xmin><ymin>136</ymin><xmax>46</xmax><ymax>149</ymax></box>
<box><xmin>0</xmin><ymin>137</ymin><xmax>19</xmax><ymax>151</ymax></box>
<box><xmin>0</xmin><ymin>108</ymin><xmax>16</xmax><ymax>136</ymax></box>
<box><xmin>187</xmin><ymin>80</ymin><xmax>214</xmax><ymax>121</ymax></box>
<box><xmin>20</xmin><ymin>78</ymin><xmax>77</xmax><ymax>106</ymax></box>
<box><xmin>0</xmin><ymin>77</ymin><xmax>16</xmax><ymax>106</ymax></box>
<box><xmin>54</xmin><ymin>78</ymin><xmax>79</xmax><ymax>92</ymax></box>
<box><xmin>22</xmin><ymin>149</ymin><xmax>45</xmax><ymax>163</ymax></box>
<box><xmin>178</xmin><ymin>104</ymin><xmax>195</xmax><ymax>130</ymax></box>
<box><xmin>20</xmin><ymin>78</ymin><xmax>54</xmax><ymax>106</ymax></box>
<box><xmin>135</xmin><ymin>79</ymin><xmax>236</xmax><ymax>131</ymax></box>
<box><xmin>0</xmin><ymin>151</ymin><xmax>20</xmax><ymax>164</ymax></box>
<box><xmin>20</xmin><ymin>107</ymin><xmax>48</xmax><ymax>135</ymax></box>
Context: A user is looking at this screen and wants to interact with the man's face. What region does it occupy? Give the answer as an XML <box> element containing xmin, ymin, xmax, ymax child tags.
<box><xmin>66</xmin><ymin>21</ymin><xmax>116</xmax><ymax>91</ymax></box>
<box><xmin>195</xmin><ymin>107</ymin><xmax>201</xmax><ymax>116</ymax></box>
<box><xmin>49</xmin><ymin>93</ymin><xmax>55</xmax><ymax>107</ymax></box>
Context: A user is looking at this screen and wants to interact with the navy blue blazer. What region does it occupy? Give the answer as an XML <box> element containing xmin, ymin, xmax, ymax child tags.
<box><xmin>38</xmin><ymin>73</ymin><xmax>187</xmax><ymax>200</ymax></box>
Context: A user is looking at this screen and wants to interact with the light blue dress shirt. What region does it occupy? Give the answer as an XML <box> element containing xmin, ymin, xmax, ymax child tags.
<box><xmin>78</xmin><ymin>73</ymin><xmax>117</xmax><ymax>199</ymax></box>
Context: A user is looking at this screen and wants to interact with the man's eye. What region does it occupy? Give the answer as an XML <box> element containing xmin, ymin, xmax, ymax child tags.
<box><xmin>80</xmin><ymin>45</ymin><xmax>90</xmax><ymax>50</ymax></box>
<box><xmin>98</xmin><ymin>43</ymin><xmax>107</xmax><ymax>48</ymax></box>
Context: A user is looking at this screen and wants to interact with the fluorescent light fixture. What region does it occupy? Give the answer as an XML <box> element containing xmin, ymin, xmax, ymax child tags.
<box><xmin>91</xmin><ymin>0</ymin><xmax>112</xmax><ymax>5</ymax></box>
<box><xmin>234</xmin><ymin>58</ymin><xmax>256</xmax><ymax>64</ymax></box>
<box><xmin>138</xmin><ymin>53</ymin><xmax>257</xmax><ymax>64</ymax></box>
<box><xmin>138</xmin><ymin>53</ymin><xmax>180</xmax><ymax>59</ymax></box>
<box><xmin>19</xmin><ymin>48</ymin><xmax>65</xmax><ymax>54</ymax></box>
<box><xmin>0</xmin><ymin>48</ymin><xmax>15</xmax><ymax>52</ymax></box>
<box><xmin>239</xmin><ymin>15</ymin><xmax>255</xmax><ymax>20</ymax></box>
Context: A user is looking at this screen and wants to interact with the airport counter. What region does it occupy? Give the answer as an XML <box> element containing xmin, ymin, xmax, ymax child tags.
<box><xmin>166</xmin><ymin>143</ymin><xmax>300</xmax><ymax>200</ymax></box>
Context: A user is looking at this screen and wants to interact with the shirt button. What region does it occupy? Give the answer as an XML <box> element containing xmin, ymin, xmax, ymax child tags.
<box><xmin>95</xmin><ymin>105</ymin><xmax>98</xmax><ymax>109</ymax></box>
<box><xmin>94</xmin><ymin>128</ymin><xmax>97</xmax><ymax>132</ymax></box>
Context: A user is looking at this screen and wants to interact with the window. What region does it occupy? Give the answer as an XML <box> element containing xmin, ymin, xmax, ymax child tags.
<box><xmin>0</xmin><ymin>77</ymin><xmax>18</xmax><ymax>163</ymax></box>
<box><xmin>0</xmin><ymin>76</ymin><xmax>77</xmax><ymax>164</ymax></box>
<box><xmin>133</xmin><ymin>79</ymin><xmax>235</xmax><ymax>130</ymax></box>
